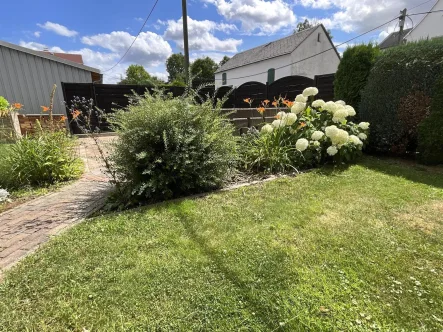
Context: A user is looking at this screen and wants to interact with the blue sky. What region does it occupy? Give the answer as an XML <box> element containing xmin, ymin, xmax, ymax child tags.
<box><xmin>0</xmin><ymin>0</ymin><xmax>434</xmax><ymax>83</ymax></box>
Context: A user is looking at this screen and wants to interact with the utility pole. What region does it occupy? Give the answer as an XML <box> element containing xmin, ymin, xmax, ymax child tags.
<box><xmin>182</xmin><ymin>0</ymin><xmax>190</xmax><ymax>85</ymax></box>
<box><xmin>398</xmin><ymin>8</ymin><xmax>407</xmax><ymax>45</ymax></box>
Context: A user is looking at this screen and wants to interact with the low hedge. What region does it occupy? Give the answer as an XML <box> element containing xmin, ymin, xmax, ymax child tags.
<box><xmin>334</xmin><ymin>43</ymin><xmax>379</xmax><ymax>116</ymax></box>
<box><xmin>417</xmin><ymin>74</ymin><xmax>443</xmax><ymax>165</ymax></box>
<box><xmin>359</xmin><ymin>38</ymin><xmax>443</xmax><ymax>155</ymax></box>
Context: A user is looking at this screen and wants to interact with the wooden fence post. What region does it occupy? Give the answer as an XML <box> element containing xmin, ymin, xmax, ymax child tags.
<box><xmin>10</xmin><ymin>112</ymin><xmax>22</xmax><ymax>139</ymax></box>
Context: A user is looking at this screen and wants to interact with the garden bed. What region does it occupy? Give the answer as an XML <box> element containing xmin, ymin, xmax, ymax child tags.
<box><xmin>1</xmin><ymin>156</ymin><xmax>442</xmax><ymax>331</ymax></box>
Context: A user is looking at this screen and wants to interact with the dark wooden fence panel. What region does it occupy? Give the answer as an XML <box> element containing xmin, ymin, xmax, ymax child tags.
<box><xmin>314</xmin><ymin>74</ymin><xmax>335</xmax><ymax>101</ymax></box>
<box><xmin>234</xmin><ymin>81</ymin><xmax>267</xmax><ymax>108</ymax></box>
<box><xmin>268</xmin><ymin>75</ymin><xmax>315</xmax><ymax>102</ymax></box>
<box><xmin>62</xmin><ymin>74</ymin><xmax>335</xmax><ymax>134</ymax></box>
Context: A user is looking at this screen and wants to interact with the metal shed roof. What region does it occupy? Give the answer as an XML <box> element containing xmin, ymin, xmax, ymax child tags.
<box><xmin>0</xmin><ymin>40</ymin><xmax>101</xmax><ymax>73</ymax></box>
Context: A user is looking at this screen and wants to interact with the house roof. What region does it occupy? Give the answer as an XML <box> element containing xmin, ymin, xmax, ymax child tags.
<box><xmin>39</xmin><ymin>51</ymin><xmax>84</xmax><ymax>65</ymax></box>
<box><xmin>404</xmin><ymin>0</ymin><xmax>440</xmax><ymax>40</ymax></box>
<box><xmin>216</xmin><ymin>25</ymin><xmax>328</xmax><ymax>73</ymax></box>
<box><xmin>379</xmin><ymin>28</ymin><xmax>412</xmax><ymax>49</ymax></box>
<box><xmin>0</xmin><ymin>40</ymin><xmax>100</xmax><ymax>73</ymax></box>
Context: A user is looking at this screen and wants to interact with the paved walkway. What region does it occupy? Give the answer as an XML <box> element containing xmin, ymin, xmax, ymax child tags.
<box><xmin>0</xmin><ymin>136</ymin><xmax>114</xmax><ymax>280</ymax></box>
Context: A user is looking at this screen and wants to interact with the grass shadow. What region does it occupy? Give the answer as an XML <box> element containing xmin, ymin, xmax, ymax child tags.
<box><xmin>359</xmin><ymin>155</ymin><xmax>443</xmax><ymax>189</ymax></box>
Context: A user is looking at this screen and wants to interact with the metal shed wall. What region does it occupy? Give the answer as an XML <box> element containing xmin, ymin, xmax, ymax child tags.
<box><xmin>0</xmin><ymin>45</ymin><xmax>93</xmax><ymax>115</ymax></box>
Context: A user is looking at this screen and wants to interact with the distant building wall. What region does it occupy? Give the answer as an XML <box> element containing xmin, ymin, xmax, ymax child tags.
<box><xmin>215</xmin><ymin>25</ymin><xmax>339</xmax><ymax>89</ymax></box>
<box><xmin>407</xmin><ymin>0</ymin><xmax>443</xmax><ymax>42</ymax></box>
<box><xmin>215</xmin><ymin>54</ymin><xmax>292</xmax><ymax>89</ymax></box>
<box><xmin>290</xmin><ymin>25</ymin><xmax>340</xmax><ymax>78</ymax></box>
<box><xmin>0</xmin><ymin>45</ymin><xmax>93</xmax><ymax>115</ymax></box>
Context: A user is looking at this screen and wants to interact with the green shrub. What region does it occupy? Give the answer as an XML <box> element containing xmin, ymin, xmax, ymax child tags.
<box><xmin>1</xmin><ymin>131</ymin><xmax>82</xmax><ymax>188</ymax></box>
<box><xmin>417</xmin><ymin>75</ymin><xmax>443</xmax><ymax>165</ymax></box>
<box><xmin>359</xmin><ymin>39</ymin><xmax>443</xmax><ymax>154</ymax></box>
<box><xmin>334</xmin><ymin>43</ymin><xmax>379</xmax><ymax>115</ymax></box>
<box><xmin>109</xmin><ymin>91</ymin><xmax>238</xmax><ymax>203</ymax></box>
<box><xmin>239</xmin><ymin>90</ymin><xmax>369</xmax><ymax>174</ymax></box>
<box><xmin>0</xmin><ymin>96</ymin><xmax>9</xmax><ymax>112</ymax></box>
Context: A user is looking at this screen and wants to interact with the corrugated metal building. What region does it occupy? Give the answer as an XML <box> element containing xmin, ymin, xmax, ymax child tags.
<box><xmin>0</xmin><ymin>40</ymin><xmax>101</xmax><ymax>115</ymax></box>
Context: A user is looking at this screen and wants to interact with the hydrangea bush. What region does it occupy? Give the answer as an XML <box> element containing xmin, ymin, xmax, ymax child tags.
<box><xmin>240</xmin><ymin>87</ymin><xmax>370</xmax><ymax>173</ymax></box>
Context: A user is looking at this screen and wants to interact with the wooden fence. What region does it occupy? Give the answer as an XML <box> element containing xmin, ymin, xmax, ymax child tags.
<box><xmin>62</xmin><ymin>74</ymin><xmax>335</xmax><ymax>134</ymax></box>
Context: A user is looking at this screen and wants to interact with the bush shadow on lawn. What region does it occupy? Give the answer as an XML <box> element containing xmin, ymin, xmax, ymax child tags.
<box><xmin>165</xmin><ymin>201</ymin><xmax>302</xmax><ymax>330</ymax></box>
<box><xmin>360</xmin><ymin>156</ymin><xmax>443</xmax><ymax>189</ymax></box>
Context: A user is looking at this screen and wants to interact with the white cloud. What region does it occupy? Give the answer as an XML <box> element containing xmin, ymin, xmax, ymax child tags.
<box><xmin>33</xmin><ymin>31</ymin><xmax>41</xmax><ymax>38</ymax></box>
<box><xmin>134</xmin><ymin>17</ymin><xmax>144</xmax><ymax>22</ymax></box>
<box><xmin>19</xmin><ymin>41</ymin><xmax>65</xmax><ymax>53</ymax></box>
<box><xmin>190</xmin><ymin>52</ymin><xmax>232</xmax><ymax>64</ymax></box>
<box><xmin>150</xmin><ymin>72</ymin><xmax>168</xmax><ymax>81</ymax></box>
<box><xmin>297</xmin><ymin>0</ymin><xmax>432</xmax><ymax>34</ymax></box>
<box><xmin>163</xmin><ymin>16</ymin><xmax>242</xmax><ymax>52</ymax></box>
<box><xmin>81</xmin><ymin>31</ymin><xmax>173</xmax><ymax>67</ymax></box>
<box><xmin>202</xmin><ymin>0</ymin><xmax>297</xmax><ymax>35</ymax></box>
<box><xmin>37</xmin><ymin>21</ymin><xmax>78</xmax><ymax>37</ymax></box>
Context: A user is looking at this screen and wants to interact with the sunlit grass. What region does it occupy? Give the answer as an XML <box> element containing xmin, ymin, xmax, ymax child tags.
<box><xmin>0</xmin><ymin>156</ymin><xmax>442</xmax><ymax>331</ymax></box>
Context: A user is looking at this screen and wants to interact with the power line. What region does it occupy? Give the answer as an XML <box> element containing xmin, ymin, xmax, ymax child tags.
<box><xmin>101</xmin><ymin>0</ymin><xmax>161</xmax><ymax>73</ymax></box>
<box><xmin>214</xmin><ymin>16</ymin><xmax>399</xmax><ymax>81</ymax></box>
<box><xmin>407</xmin><ymin>9</ymin><xmax>443</xmax><ymax>16</ymax></box>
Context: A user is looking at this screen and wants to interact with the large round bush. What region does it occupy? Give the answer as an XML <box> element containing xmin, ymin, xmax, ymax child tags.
<box><xmin>334</xmin><ymin>43</ymin><xmax>379</xmax><ymax>116</ymax></box>
<box><xmin>359</xmin><ymin>39</ymin><xmax>443</xmax><ymax>155</ymax></box>
<box><xmin>110</xmin><ymin>92</ymin><xmax>238</xmax><ymax>203</ymax></box>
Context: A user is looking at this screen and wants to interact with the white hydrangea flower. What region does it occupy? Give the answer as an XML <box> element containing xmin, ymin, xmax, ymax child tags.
<box><xmin>335</xmin><ymin>100</ymin><xmax>346</xmax><ymax>106</ymax></box>
<box><xmin>312</xmin><ymin>99</ymin><xmax>326</xmax><ymax>109</ymax></box>
<box><xmin>323</xmin><ymin>101</ymin><xmax>337</xmax><ymax>113</ymax></box>
<box><xmin>302</xmin><ymin>87</ymin><xmax>319</xmax><ymax>97</ymax></box>
<box><xmin>311</xmin><ymin>130</ymin><xmax>324</xmax><ymax>141</ymax></box>
<box><xmin>294</xmin><ymin>94</ymin><xmax>307</xmax><ymax>103</ymax></box>
<box><xmin>358</xmin><ymin>133</ymin><xmax>367</xmax><ymax>140</ymax></box>
<box><xmin>330</xmin><ymin>129</ymin><xmax>349</xmax><ymax>145</ymax></box>
<box><xmin>349</xmin><ymin>135</ymin><xmax>363</xmax><ymax>145</ymax></box>
<box><xmin>261</xmin><ymin>124</ymin><xmax>273</xmax><ymax>134</ymax></box>
<box><xmin>312</xmin><ymin>141</ymin><xmax>321</xmax><ymax>147</ymax></box>
<box><xmin>327</xmin><ymin>146</ymin><xmax>338</xmax><ymax>156</ymax></box>
<box><xmin>296</xmin><ymin>138</ymin><xmax>309</xmax><ymax>152</ymax></box>
<box><xmin>0</xmin><ymin>189</ymin><xmax>9</xmax><ymax>202</ymax></box>
<box><xmin>358</xmin><ymin>122</ymin><xmax>370</xmax><ymax>130</ymax></box>
<box><xmin>276</xmin><ymin>111</ymin><xmax>287</xmax><ymax>120</ymax></box>
<box><xmin>291</xmin><ymin>102</ymin><xmax>306</xmax><ymax>114</ymax></box>
<box><xmin>284</xmin><ymin>113</ymin><xmax>297</xmax><ymax>126</ymax></box>
<box><xmin>272</xmin><ymin>119</ymin><xmax>284</xmax><ymax>128</ymax></box>
<box><xmin>325</xmin><ymin>125</ymin><xmax>339</xmax><ymax>138</ymax></box>
<box><xmin>289</xmin><ymin>128</ymin><xmax>297</xmax><ymax>134</ymax></box>
<box><xmin>332</xmin><ymin>107</ymin><xmax>348</xmax><ymax>123</ymax></box>
<box><xmin>345</xmin><ymin>105</ymin><xmax>356</xmax><ymax>117</ymax></box>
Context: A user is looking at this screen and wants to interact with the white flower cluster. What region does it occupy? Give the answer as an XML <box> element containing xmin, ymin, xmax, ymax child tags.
<box><xmin>0</xmin><ymin>188</ymin><xmax>9</xmax><ymax>202</ymax></box>
<box><xmin>256</xmin><ymin>87</ymin><xmax>370</xmax><ymax>162</ymax></box>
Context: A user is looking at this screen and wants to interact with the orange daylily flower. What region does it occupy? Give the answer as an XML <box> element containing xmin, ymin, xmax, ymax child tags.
<box><xmin>298</xmin><ymin>122</ymin><xmax>307</xmax><ymax>129</ymax></box>
<box><xmin>243</xmin><ymin>98</ymin><xmax>251</xmax><ymax>103</ymax></box>
<box><xmin>13</xmin><ymin>103</ymin><xmax>23</xmax><ymax>109</ymax></box>
<box><xmin>60</xmin><ymin>115</ymin><xmax>67</xmax><ymax>122</ymax></box>
<box><xmin>257</xmin><ymin>107</ymin><xmax>265</xmax><ymax>114</ymax></box>
<box><xmin>72</xmin><ymin>109</ymin><xmax>81</xmax><ymax>119</ymax></box>
<box><xmin>41</xmin><ymin>106</ymin><xmax>50</xmax><ymax>112</ymax></box>
<box><xmin>262</xmin><ymin>99</ymin><xmax>270</xmax><ymax>107</ymax></box>
<box><xmin>272</xmin><ymin>101</ymin><xmax>278</xmax><ymax>107</ymax></box>
<box><xmin>284</xmin><ymin>100</ymin><xmax>294</xmax><ymax>108</ymax></box>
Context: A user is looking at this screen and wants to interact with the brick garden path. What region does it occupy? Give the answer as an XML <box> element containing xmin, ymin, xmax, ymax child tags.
<box><xmin>0</xmin><ymin>136</ymin><xmax>115</xmax><ymax>280</ymax></box>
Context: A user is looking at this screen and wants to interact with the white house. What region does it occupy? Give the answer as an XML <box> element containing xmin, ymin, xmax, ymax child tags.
<box><xmin>405</xmin><ymin>0</ymin><xmax>443</xmax><ymax>42</ymax></box>
<box><xmin>214</xmin><ymin>25</ymin><xmax>340</xmax><ymax>88</ymax></box>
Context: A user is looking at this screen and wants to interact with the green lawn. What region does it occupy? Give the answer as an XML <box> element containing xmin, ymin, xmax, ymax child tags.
<box><xmin>1</xmin><ymin>156</ymin><xmax>443</xmax><ymax>331</ymax></box>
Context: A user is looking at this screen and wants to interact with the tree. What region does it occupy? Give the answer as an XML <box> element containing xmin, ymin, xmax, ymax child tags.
<box><xmin>118</xmin><ymin>64</ymin><xmax>164</xmax><ymax>86</ymax></box>
<box><xmin>190</xmin><ymin>57</ymin><xmax>218</xmax><ymax>82</ymax></box>
<box><xmin>166</xmin><ymin>53</ymin><xmax>186</xmax><ymax>83</ymax></box>
<box><xmin>219</xmin><ymin>56</ymin><xmax>230</xmax><ymax>67</ymax></box>
<box><xmin>295</xmin><ymin>19</ymin><xmax>333</xmax><ymax>40</ymax></box>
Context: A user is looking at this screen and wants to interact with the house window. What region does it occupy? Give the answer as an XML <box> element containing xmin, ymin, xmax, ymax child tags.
<box><xmin>222</xmin><ymin>73</ymin><xmax>227</xmax><ymax>85</ymax></box>
<box><xmin>318</xmin><ymin>32</ymin><xmax>321</xmax><ymax>42</ymax></box>
<box><xmin>267</xmin><ymin>68</ymin><xmax>275</xmax><ymax>84</ymax></box>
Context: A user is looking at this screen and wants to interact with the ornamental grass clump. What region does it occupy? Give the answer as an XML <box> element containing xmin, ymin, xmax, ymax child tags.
<box><xmin>109</xmin><ymin>90</ymin><xmax>238</xmax><ymax>204</ymax></box>
<box><xmin>240</xmin><ymin>87</ymin><xmax>369</xmax><ymax>173</ymax></box>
